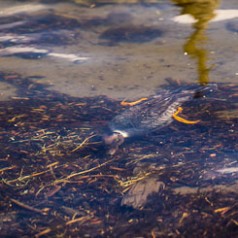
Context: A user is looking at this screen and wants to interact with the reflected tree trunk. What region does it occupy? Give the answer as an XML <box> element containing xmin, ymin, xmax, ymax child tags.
<box><xmin>172</xmin><ymin>0</ymin><xmax>220</xmax><ymax>85</ymax></box>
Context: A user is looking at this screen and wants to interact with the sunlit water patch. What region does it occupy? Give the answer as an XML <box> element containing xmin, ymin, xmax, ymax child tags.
<box><xmin>0</xmin><ymin>0</ymin><xmax>237</xmax><ymax>99</ymax></box>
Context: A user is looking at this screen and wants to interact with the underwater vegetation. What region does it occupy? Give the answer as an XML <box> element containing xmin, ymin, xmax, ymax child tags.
<box><xmin>0</xmin><ymin>73</ymin><xmax>237</xmax><ymax>237</ymax></box>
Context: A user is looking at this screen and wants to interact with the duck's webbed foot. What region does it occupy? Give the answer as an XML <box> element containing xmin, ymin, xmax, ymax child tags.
<box><xmin>173</xmin><ymin>106</ymin><xmax>200</xmax><ymax>124</ymax></box>
<box><xmin>120</xmin><ymin>97</ymin><xmax>148</xmax><ymax>106</ymax></box>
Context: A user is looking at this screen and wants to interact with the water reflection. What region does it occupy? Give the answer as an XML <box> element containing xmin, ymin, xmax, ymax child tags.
<box><xmin>0</xmin><ymin>1</ymin><xmax>237</xmax><ymax>99</ymax></box>
<box><xmin>172</xmin><ymin>0</ymin><xmax>220</xmax><ymax>85</ymax></box>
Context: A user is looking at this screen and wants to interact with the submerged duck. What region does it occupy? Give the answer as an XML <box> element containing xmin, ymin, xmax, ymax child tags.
<box><xmin>104</xmin><ymin>84</ymin><xmax>216</xmax><ymax>155</ymax></box>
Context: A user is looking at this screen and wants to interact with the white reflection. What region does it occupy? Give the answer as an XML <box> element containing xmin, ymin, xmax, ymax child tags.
<box><xmin>173</xmin><ymin>9</ymin><xmax>238</xmax><ymax>24</ymax></box>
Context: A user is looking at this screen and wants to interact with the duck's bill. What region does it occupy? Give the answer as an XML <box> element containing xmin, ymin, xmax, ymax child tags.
<box><xmin>103</xmin><ymin>132</ymin><xmax>125</xmax><ymax>155</ymax></box>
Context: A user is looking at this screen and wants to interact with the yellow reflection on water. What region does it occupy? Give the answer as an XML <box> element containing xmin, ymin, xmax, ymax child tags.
<box><xmin>172</xmin><ymin>0</ymin><xmax>220</xmax><ymax>85</ymax></box>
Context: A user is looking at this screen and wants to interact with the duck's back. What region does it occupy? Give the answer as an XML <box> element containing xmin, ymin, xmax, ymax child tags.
<box><xmin>109</xmin><ymin>89</ymin><xmax>194</xmax><ymax>136</ymax></box>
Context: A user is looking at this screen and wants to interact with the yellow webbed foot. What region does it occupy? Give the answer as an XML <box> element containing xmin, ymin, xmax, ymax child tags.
<box><xmin>173</xmin><ymin>107</ymin><xmax>200</xmax><ymax>125</ymax></box>
<box><xmin>120</xmin><ymin>97</ymin><xmax>148</xmax><ymax>106</ymax></box>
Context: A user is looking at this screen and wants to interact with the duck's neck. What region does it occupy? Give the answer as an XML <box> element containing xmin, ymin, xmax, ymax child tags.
<box><xmin>113</xmin><ymin>128</ymin><xmax>147</xmax><ymax>138</ymax></box>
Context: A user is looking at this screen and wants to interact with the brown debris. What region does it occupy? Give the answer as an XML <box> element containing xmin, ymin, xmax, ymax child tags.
<box><xmin>0</xmin><ymin>76</ymin><xmax>238</xmax><ymax>237</ymax></box>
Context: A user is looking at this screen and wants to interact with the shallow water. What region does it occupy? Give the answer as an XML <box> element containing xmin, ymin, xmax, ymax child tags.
<box><xmin>0</xmin><ymin>1</ymin><xmax>238</xmax><ymax>237</ymax></box>
<box><xmin>0</xmin><ymin>0</ymin><xmax>237</xmax><ymax>100</ymax></box>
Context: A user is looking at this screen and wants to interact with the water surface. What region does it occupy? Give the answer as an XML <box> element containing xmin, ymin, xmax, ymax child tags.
<box><xmin>0</xmin><ymin>1</ymin><xmax>238</xmax><ymax>237</ymax></box>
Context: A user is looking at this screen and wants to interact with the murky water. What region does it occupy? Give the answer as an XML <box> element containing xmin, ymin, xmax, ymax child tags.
<box><xmin>0</xmin><ymin>0</ymin><xmax>238</xmax><ymax>237</ymax></box>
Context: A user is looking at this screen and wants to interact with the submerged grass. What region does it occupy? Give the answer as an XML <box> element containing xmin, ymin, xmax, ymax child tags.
<box><xmin>0</xmin><ymin>72</ymin><xmax>238</xmax><ymax>237</ymax></box>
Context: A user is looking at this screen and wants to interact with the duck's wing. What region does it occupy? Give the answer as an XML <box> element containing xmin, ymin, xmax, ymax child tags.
<box><xmin>137</xmin><ymin>91</ymin><xmax>193</xmax><ymax>130</ymax></box>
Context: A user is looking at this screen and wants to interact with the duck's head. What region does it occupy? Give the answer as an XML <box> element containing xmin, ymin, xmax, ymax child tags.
<box><xmin>103</xmin><ymin>130</ymin><xmax>129</xmax><ymax>155</ymax></box>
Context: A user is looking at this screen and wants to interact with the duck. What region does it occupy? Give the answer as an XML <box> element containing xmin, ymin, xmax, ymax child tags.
<box><xmin>104</xmin><ymin>84</ymin><xmax>216</xmax><ymax>155</ymax></box>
